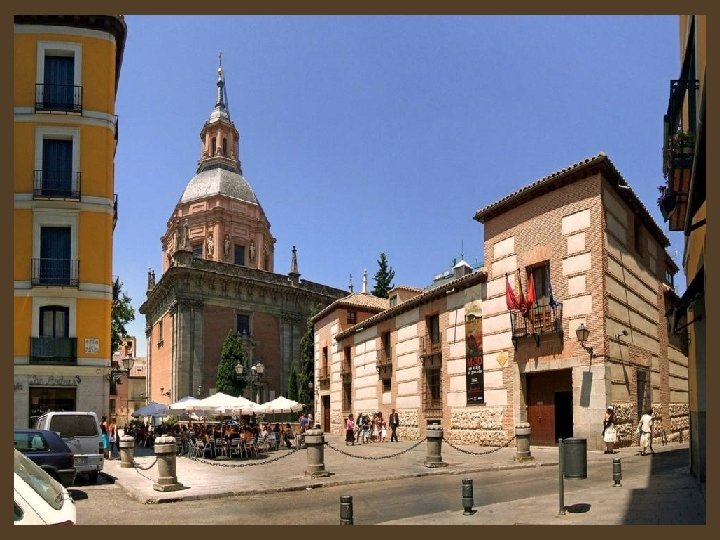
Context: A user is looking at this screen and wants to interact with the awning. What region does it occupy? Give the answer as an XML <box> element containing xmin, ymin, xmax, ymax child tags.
<box><xmin>670</xmin><ymin>265</ymin><xmax>704</xmax><ymax>333</ymax></box>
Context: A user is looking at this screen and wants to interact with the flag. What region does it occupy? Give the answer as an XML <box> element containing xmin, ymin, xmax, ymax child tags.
<box><xmin>526</xmin><ymin>272</ymin><xmax>537</xmax><ymax>307</ymax></box>
<box><xmin>547</xmin><ymin>276</ymin><xmax>558</xmax><ymax>309</ymax></box>
<box><xmin>505</xmin><ymin>274</ymin><xmax>521</xmax><ymax>310</ymax></box>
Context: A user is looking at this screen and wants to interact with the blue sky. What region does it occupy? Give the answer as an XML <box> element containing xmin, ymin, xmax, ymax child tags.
<box><xmin>114</xmin><ymin>15</ymin><xmax>684</xmax><ymax>356</ymax></box>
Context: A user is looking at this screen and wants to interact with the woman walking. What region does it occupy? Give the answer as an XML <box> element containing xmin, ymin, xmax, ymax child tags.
<box><xmin>602</xmin><ymin>405</ymin><xmax>617</xmax><ymax>454</ymax></box>
<box><xmin>345</xmin><ymin>413</ymin><xmax>355</xmax><ymax>446</ymax></box>
<box><xmin>637</xmin><ymin>408</ymin><xmax>654</xmax><ymax>456</ymax></box>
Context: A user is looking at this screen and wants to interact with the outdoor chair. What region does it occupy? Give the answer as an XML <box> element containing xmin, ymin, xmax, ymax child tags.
<box><xmin>229</xmin><ymin>438</ymin><xmax>242</xmax><ymax>458</ymax></box>
<box><xmin>214</xmin><ymin>438</ymin><xmax>228</xmax><ymax>458</ymax></box>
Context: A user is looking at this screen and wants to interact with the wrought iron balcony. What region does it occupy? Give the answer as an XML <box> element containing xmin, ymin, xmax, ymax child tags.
<box><xmin>113</xmin><ymin>194</ymin><xmax>118</xmax><ymax>230</ymax></box>
<box><xmin>376</xmin><ymin>349</ymin><xmax>392</xmax><ymax>375</ymax></box>
<box><xmin>318</xmin><ymin>368</ymin><xmax>330</xmax><ymax>389</ymax></box>
<box><xmin>31</xmin><ymin>258</ymin><xmax>79</xmax><ymax>287</ymax></box>
<box><xmin>660</xmin><ymin>75</ymin><xmax>700</xmax><ymax>231</ymax></box>
<box><xmin>340</xmin><ymin>359</ymin><xmax>352</xmax><ymax>381</ymax></box>
<box><xmin>420</xmin><ymin>336</ymin><xmax>442</xmax><ymax>358</ymax></box>
<box><xmin>33</xmin><ymin>170</ymin><xmax>81</xmax><ymax>200</ymax></box>
<box><xmin>510</xmin><ymin>303</ymin><xmax>563</xmax><ymax>349</ymax></box>
<box><xmin>35</xmin><ymin>83</ymin><xmax>82</xmax><ymax>114</ymax></box>
<box><xmin>30</xmin><ymin>337</ymin><xmax>77</xmax><ymax>364</ymax></box>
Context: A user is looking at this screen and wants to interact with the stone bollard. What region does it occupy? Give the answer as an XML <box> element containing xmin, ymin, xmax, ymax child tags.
<box><xmin>514</xmin><ymin>422</ymin><xmax>534</xmax><ymax>462</ymax></box>
<box><xmin>153</xmin><ymin>435</ymin><xmax>184</xmax><ymax>492</ymax></box>
<box><xmin>424</xmin><ymin>424</ymin><xmax>447</xmax><ymax>468</ymax></box>
<box><xmin>119</xmin><ymin>435</ymin><xmax>135</xmax><ymax>468</ymax></box>
<box><xmin>304</xmin><ymin>427</ymin><xmax>330</xmax><ymax>477</ymax></box>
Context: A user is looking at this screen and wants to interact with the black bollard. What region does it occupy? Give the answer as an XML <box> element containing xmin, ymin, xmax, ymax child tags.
<box><xmin>340</xmin><ymin>495</ymin><xmax>354</xmax><ymax>525</ymax></box>
<box><xmin>558</xmin><ymin>438</ymin><xmax>565</xmax><ymax>515</ymax></box>
<box><xmin>612</xmin><ymin>457</ymin><xmax>622</xmax><ymax>487</ymax></box>
<box><xmin>462</xmin><ymin>478</ymin><xmax>474</xmax><ymax>515</ymax></box>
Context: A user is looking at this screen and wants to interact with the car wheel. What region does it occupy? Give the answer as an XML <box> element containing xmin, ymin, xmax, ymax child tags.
<box><xmin>87</xmin><ymin>470</ymin><xmax>99</xmax><ymax>483</ymax></box>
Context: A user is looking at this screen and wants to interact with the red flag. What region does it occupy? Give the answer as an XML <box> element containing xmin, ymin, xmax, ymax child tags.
<box><xmin>505</xmin><ymin>274</ymin><xmax>520</xmax><ymax>310</ymax></box>
<box><xmin>526</xmin><ymin>272</ymin><xmax>537</xmax><ymax>307</ymax></box>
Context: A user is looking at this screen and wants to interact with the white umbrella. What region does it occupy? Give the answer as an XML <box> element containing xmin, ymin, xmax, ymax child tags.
<box><xmin>132</xmin><ymin>401</ymin><xmax>170</xmax><ymax>418</ymax></box>
<box><xmin>184</xmin><ymin>392</ymin><xmax>259</xmax><ymax>415</ymax></box>
<box><xmin>256</xmin><ymin>396</ymin><xmax>303</xmax><ymax>414</ymax></box>
<box><xmin>168</xmin><ymin>395</ymin><xmax>201</xmax><ymax>411</ymax></box>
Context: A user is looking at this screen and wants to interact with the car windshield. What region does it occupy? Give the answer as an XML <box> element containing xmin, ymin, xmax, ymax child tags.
<box><xmin>14</xmin><ymin>449</ymin><xmax>65</xmax><ymax>510</ymax></box>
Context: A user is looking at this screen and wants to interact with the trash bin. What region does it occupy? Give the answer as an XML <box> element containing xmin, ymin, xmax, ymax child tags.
<box><xmin>562</xmin><ymin>437</ymin><xmax>587</xmax><ymax>479</ymax></box>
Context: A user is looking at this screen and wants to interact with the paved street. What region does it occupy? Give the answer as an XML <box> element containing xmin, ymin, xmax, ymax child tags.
<box><xmin>69</xmin><ymin>438</ymin><xmax>705</xmax><ymax>525</ymax></box>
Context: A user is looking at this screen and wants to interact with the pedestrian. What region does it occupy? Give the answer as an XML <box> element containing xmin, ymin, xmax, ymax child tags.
<box><xmin>602</xmin><ymin>405</ymin><xmax>617</xmax><ymax>454</ymax></box>
<box><xmin>100</xmin><ymin>416</ymin><xmax>109</xmax><ymax>459</ymax></box>
<box><xmin>389</xmin><ymin>408</ymin><xmax>400</xmax><ymax>442</ymax></box>
<box><xmin>380</xmin><ymin>419</ymin><xmax>387</xmax><ymax>442</ymax></box>
<box><xmin>345</xmin><ymin>414</ymin><xmax>355</xmax><ymax>446</ymax></box>
<box><xmin>637</xmin><ymin>407</ymin><xmax>654</xmax><ymax>456</ymax></box>
<box><xmin>108</xmin><ymin>421</ymin><xmax>117</xmax><ymax>459</ymax></box>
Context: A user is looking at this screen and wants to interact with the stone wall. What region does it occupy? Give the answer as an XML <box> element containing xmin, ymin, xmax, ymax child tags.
<box><xmin>448</xmin><ymin>407</ymin><xmax>510</xmax><ymax>445</ymax></box>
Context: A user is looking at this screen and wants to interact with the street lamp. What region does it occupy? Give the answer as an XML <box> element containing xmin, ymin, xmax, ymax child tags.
<box><xmin>108</xmin><ymin>356</ymin><xmax>134</xmax><ymax>384</ymax></box>
<box><xmin>575</xmin><ymin>323</ymin><xmax>593</xmax><ymax>359</ymax></box>
<box><xmin>235</xmin><ymin>359</ymin><xmax>264</xmax><ymax>402</ymax></box>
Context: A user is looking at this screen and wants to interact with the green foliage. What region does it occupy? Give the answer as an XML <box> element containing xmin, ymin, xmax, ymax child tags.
<box><xmin>165</xmin><ymin>416</ymin><xmax>178</xmax><ymax>426</ymax></box>
<box><xmin>215</xmin><ymin>331</ymin><xmax>248</xmax><ymax>396</ymax></box>
<box><xmin>297</xmin><ymin>307</ymin><xmax>319</xmax><ymax>406</ymax></box>
<box><xmin>111</xmin><ymin>278</ymin><xmax>136</xmax><ymax>354</ymax></box>
<box><xmin>287</xmin><ymin>363</ymin><xmax>298</xmax><ymax>401</ymax></box>
<box><xmin>372</xmin><ymin>252</ymin><xmax>396</xmax><ymax>298</ymax></box>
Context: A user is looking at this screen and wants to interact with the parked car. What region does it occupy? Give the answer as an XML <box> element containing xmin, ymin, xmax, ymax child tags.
<box><xmin>14</xmin><ymin>449</ymin><xmax>76</xmax><ymax>525</ymax></box>
<box><xmin>34</xmin><ymin>411</ymin><xmax>104</xmax><ymax>483</ymax></box>
<box><xmin>14</xmin><ymin>429</ymin><xmax>77</xmax><ymax>487</ymax></box>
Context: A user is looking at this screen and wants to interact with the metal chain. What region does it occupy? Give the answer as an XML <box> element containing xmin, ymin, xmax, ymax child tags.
<box><xmin>324</xmin><ymin>438</ymin><xmax>426</xmax><ymax>459</ymax></box>
<box><xmin>187</xmin><ymin>448</ymin><xmax>301</xmax><ymax>467</ymax></box>
<box><xmin>129</xmin><ymin>456</ymin><xmax>159</xmax><ymax>482</ymax></box>
<box><xmin>441</xmin><ymin>435</ymin><xmax>517</xmax><ymax>455</ymax></box>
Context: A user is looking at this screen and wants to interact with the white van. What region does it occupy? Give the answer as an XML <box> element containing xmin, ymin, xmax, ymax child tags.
<box><xmin>34</xmin><ymin>412</ymin><xmax>104</xmax><ymax>483</ymax></box>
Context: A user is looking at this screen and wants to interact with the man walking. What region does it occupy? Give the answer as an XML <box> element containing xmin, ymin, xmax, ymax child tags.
<box><xmin>389</xmin><ymin>408</ymin><xmax>400</xmax><ymax>442</ymax></box>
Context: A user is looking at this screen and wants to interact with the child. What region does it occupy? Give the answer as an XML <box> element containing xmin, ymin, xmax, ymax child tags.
<box><xmin>380</xmin><ymin>420</ymin><xmax>387</xmax><ymax>442</ymax></box>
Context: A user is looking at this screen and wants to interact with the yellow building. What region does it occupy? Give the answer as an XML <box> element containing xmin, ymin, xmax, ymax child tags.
<box><xmin>13</xmin><ymin>16</ymin><xmax>127</xmax><ymax>427</ymax></box>
<box><xmin>658</xmin><ymin>15</ymin><xmax>705</xmax><ymax>489</ymax></box>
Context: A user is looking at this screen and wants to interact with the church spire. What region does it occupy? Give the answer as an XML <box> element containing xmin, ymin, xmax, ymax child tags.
<box><xmin>288</xmin><ymin>245</ymin><xmax>300</xmax><ymax>285</ymax></box>
<box><xmin>197</xmin><ymin>54</ymin><xmax>242</xmax><ymax>175</ymax></box>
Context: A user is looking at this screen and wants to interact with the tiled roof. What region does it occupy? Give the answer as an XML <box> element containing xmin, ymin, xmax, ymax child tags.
<box><xmin>473</xmin><ymin>153</ymin><xmax>670</xmax><ymax>247</ymax></box>
<box><xmin>313</xmin><ymin>293</ymin><xmax>389</xmax><ymax>323</ymax></box>
<box><xmin>335</xmin><ymin>268</ymin><xmax>487</xmax><ymax>341</ymax></box>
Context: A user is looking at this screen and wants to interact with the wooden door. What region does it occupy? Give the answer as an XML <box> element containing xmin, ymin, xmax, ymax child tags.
<box><xmin>322</xmin><ymin>396</ymin><xmax>330</xmax><ymax>432</ymax></box>
<box><xmin>528</xmin><ymin>403</ymin><xmax>556</xmax><ymax>445</ymax></box>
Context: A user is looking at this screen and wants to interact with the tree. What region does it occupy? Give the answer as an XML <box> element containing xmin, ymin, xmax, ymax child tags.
<box><xmin>287</xmin><ymin>362</ymin><xmax>298</xmax><ymax>401</ymax></box>
<box><xmin>296</xmin><ymin>307</ymin><xmax>319</xmax><ymax>407</ymax></box>
<box><xmin>111</xmin><ymin>278</ymin><xmax>135</xmax><ymax>354</ymax></box>
<box><xmin>215</xmin><ymin>331</ymin><xmax>248</xmax><ymax>396</ymax></box>
<box><xmin>372</xmin><ymin>252</ymin><xmax>396</xmax><ymax>298</ymax></box>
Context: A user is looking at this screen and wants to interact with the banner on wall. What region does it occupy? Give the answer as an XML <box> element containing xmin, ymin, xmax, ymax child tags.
<box><xmin>465</xmin><ymin>311</ymin><xmax>484</xmax><ymax>405</ymax></box>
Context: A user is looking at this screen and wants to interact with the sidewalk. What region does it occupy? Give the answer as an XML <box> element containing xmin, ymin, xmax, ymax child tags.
<box><xmin>102</xmin><ymin>438</ymin><xmax>705</xmax><ymax>524</ymax></box>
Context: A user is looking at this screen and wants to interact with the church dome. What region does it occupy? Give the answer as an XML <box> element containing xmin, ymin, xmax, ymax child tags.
<box><xmin>180</xmin><ymin>167</ymin><xmax>258</xmax><ymax>205</ymax></box>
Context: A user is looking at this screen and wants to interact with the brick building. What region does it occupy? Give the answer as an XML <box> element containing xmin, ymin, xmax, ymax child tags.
<box><xmin>475</xmin><ymin>153</ymin><xmax>688</xmax><ymax>449</ymax></box>
<box><xmin>315</xmin><ymin>153</ymin><xmax>689</xmax><ymax>450</ymax></box>
<box><xmin>140</xmin><ymin>63</ymin><xmax>345</xmax><ymax>405</ymax></box>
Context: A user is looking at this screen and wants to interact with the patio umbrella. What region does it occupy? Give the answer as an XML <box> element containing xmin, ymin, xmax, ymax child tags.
<box><xmin>183</xmin><ymin>392</ymin><xmax>260</xmax><ymax>416</ymax></box>
<box><xmin>256</xmin><ymin>396</ymin><xmax>303</xmax><ymax>414</ymax></box>
<box><xmin>168</xmin><ymin>395</ymin><xmax>201</xmax><ymax>412</ymax></box>
<box><xmin>131</xmin><ymin>401</ymin><xmax>170</xmax><ymax>418</ymax></box>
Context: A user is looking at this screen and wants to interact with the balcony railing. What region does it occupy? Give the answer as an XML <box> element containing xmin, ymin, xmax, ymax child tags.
<box><xmin>31</xmin><ymin>258</ymin><xmax>79</xmax><ymax>287</ymax></box>
<box><xmin>340</xmin><ymin>359</ymin><xmax>352</xmax><ymax>381</ymax></box>
<box><xmin>35</xmin><ymin>83</ymin><xmax>82</xmax><ymax>114</ymax></box>
<box><xmin>318</xmin><ymin>368</ymin><xmax>330</xmax><ymax>389</ymax></box>
<box><xmin>659</xmin><ymin>54</ymin><xmax>700</xmax><ymax>231</ymax></box>
<box><xmin>33</xmin><ymin>170</ymin><xmax>81</xmax><ymax>200</ymax></box>
<box><xmin>376</xmin><ymin>349</ymin><xmax>392</xmax><ymax>375</ymax></box>
<box><xmin>419</xmin><ymin>336</ymin><xmax>441</xmax><ymax>357</ymax></box>
<box><xmin>510</xmin><ymin>303</ymin><xmax>563</xmax><ymax>348</ymax></box>
<box><xmin>113</xmin><ymin>194</ymin><xmax>118</xmax><ymax>230</ymax></box>
<box><xmin>30</xmin><ymin>337</ymin><xmax>77</xmax><ymax>364</ymax></box>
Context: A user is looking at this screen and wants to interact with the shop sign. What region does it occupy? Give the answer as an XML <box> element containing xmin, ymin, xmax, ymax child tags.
<box><xmin>28</xmin><ymin>375</ymin><xmax>80</xmax><ymax>386</ymax></box>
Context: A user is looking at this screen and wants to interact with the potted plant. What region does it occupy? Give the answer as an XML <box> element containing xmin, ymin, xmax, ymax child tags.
<box><xmin>663</xmin><ymin>131</ymin><xmax>695</xmax><ymax>178</ymax></box>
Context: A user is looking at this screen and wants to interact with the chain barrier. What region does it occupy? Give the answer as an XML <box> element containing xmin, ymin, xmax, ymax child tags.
<box><xmin>129</xmin><ymin>455</ymin><xmax>160</xmax><ymax>482</ymax></box>
<box><xmin>185</xmin><ymin>447</ymin><xmax>301</xmax><ymax>467</ymax></box>
<box><xmin>324</xmin><ymin>438</ymin><xmax>426</xmax><ymax>460</ymax></box>
<box><xmin>441</xmin><ymin>435</ymin><xmax>517</xmax><ymax>456</ymax></box>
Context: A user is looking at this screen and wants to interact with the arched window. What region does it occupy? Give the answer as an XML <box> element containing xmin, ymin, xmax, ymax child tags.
<box><xmin>222</xmin><ymin>138</ymin><xmax>227</xmax><ymax>156</ymax></box>
<box><xmin>211</xmin><ymin>137</ymin><xmax>217</xmax><ymax>156</ymax></box>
